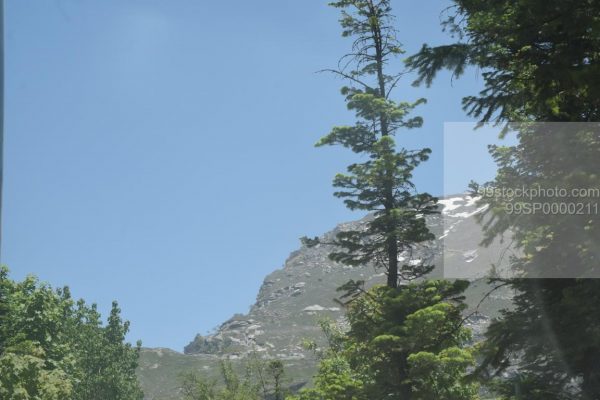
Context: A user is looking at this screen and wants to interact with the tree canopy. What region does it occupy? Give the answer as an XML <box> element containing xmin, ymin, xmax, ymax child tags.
<box><xmin>408</xmin><ymin>1</ymin><xmax>600</xmax><ymax>398</ymax></box>
<box><xmin>0</xmin><ymin>267</ymin><xmax>144</xmax><ymax>400</ymax></box>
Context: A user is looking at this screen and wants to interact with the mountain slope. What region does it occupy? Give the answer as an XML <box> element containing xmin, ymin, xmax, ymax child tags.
<box><xmin>137</xmin><ymin>194</ymin><xmax>514</xmax><ymax>399</ymax></box>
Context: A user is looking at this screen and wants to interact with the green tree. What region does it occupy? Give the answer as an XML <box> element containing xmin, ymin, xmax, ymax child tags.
<box><xmin>180</xmin><ymin>358</ymin><xmax>288</xmax><ymax>400</ymax></box>
<box><xmin>0</xmin><ymin>342</ymin><xmax>72</xmax><ymax>400</ymax></box>
<box><xmin>0</xmin><ymin>267</ymin><xmax>144</xmax><ymax>400</ymax></box>
<box><xmin>181</xmin><ymin>371</ymin><xmax>217</xmax><ymax>400</ymax></box>
<box><xmin>288</xmin><ymin>319</ymin><xmax>366</xmax><ymax>400</ymax></box>
<box><xmin>302</xmin><ymin>0</ymin><xmax>437</xmax><ymax>288</ymax></box>
<box><xmin>344</xmin><ymin>281</ymin><xmax>477</xmax><ymax>400</ymax></box>
<box><xmin>287</xmin><ymin>355</ymin><xmax>366</xmax><ymax>400</ymax></box>
<box><xmin>407</xmin><ymin>1</ymin><xmax>600</xmax><ymax>398</ymax></box>
<box><xmin>71</xmin><ymin>301</ymin><xmax>144</xmax><ymax>400</ymax></box>
<box><xmin>293</xmin><ymin>2</ymin><xmax>478</xmax><ymax>400</ymax></box>
<box><xmin>267</xmin><ymin>360</ymin><xmax>285</xmax><ymax>400</ymax></box>
<box><xmin>290</xmin><ymin>281</ymin><xmax>478</xmax><ymax>400</ymax></box>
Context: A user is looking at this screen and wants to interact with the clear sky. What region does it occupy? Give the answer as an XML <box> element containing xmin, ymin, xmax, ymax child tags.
<box><xmin>3</xmin><ymin>0</ymin><xmax>506</xmax><ymax>350</ymax></box>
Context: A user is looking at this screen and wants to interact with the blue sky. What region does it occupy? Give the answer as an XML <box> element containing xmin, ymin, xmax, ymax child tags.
<box><xmin>3</xmin><ymin>0</ymin><xmax>504</xmax><ymax>350</ymax></box>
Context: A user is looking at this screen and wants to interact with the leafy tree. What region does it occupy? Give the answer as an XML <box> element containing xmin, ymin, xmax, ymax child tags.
<box><xmin>218</xmin><ymin>360</ymin><xmax>260</xmax><ymax>400</ymax></box>
<box><xmin>0</xmin><ymin>267</ymin><xmax>9</xmax><ymax>354</ymax></box>
<box><xmin>181</xmin><ymin>374</ymin><xmax>210</xmax><ymax>400</ymax></box>
<box><xmin>181</xmin><ymin>371</ymin><xmax>217</xmax><ymax>400</ymax></box>
<box><xmin>406</xmin><ymin>1</ymin><xmax>600</xmax><ymax>398</ymax></box>
<box><xmin>71</xmin><ymin>301</ymin><xmax>144</xmax><ymax>400</ymax></box>
<box><xmin>0</xmin><ymin>342</ymin><xmax>72</xmax><ymax>400</ymax></box>
<box><xmin>180</xmin><ymin>357</ymin><xmax>289</xmax><ymax>400</ymax></box>
<box><xmin>301</xmin><ymin>0</ymin><xmax>437</xmax><ymax>288</ymax></box>
<box><xmin>286</xmin><ymin>354</ymin><xmax>366</xmax><ymax>400</ymax></box>
<box><xmin>288</xmin><ymin>319</ymin><xmax>366</xmax><ymax>400</ymax></box>
<box><xmin>267</xmin><ymin>360</ymin><xmax>285</xmax><ymax>400</ymax></box>
<box><xmin>0</xmin><ymin>267</ymin><xmax>144</xmax><ymax>399</ymax></box>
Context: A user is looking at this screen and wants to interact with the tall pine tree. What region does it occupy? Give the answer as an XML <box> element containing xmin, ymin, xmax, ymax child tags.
<box><xmin>292</xmin><ymin>2</ymin><xmax>478</xmax><ymax>400</ymax></box>
<box><xmin>407</xmin><ymin>1</ymin><xmax>600</xmax><ymax>398</ymax></box>
<box><xmin>302</xmin><ymin>0</ymin><xmax>437</xmax><ymax>289</ymax></box>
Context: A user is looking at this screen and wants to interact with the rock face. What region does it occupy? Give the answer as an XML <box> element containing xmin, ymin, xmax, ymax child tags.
<box><xmin>138</xmin><ymin>194</ymin><xmax>514</xmax><ymax>399</ymax></box>
<box><xmin>182</xmin><ymin>194</ymin><xmax>512</xmax><ymax>358</ymax></box>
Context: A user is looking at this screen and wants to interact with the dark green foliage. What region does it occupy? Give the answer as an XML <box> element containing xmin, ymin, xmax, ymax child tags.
<box><xmin>408</xmin><ymin>1</ymin><xmax>600</xmax><ymax>398</ymax></box>
<box><xmin>0</xmin><ymin>267</ymin><xmax>144</xmax><ymax>399</ymax></box>
<box><xmin>290</xmin><ymin>281</ymin><xmax>478</xmax><ymax>400</ymax></box>
<box><xmin>293</xmin><ymin>3</ymin><xmax>478</xmax><ymax>400</ymax></box>
<box><xmin>302</xmin><ymin>0</ymin><xmax>437</xmax><ymax>288</ymax></box>
<box><xmin>407</xmin><ymin>1</ymin><xmax>600</xmax><ymax>124</ymax></box>
<box><xmin>343</xmin><ymin>281</ymin><xmax>476</xmax><ymax>400</ymax></box>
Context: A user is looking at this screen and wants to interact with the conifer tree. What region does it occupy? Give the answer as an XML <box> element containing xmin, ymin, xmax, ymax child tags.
<box><xmin>407</xmin><ymin>1</ymin><xmax>600</xmax><ymax>398</ymax></box>
<box><xmin>292</xmin><ymin>3</ymin><xmax>478</xmax><ymax>400</ymax></box>
<box><xmin>302</xmin><ymin>0</ymin><xmax>437</xmax><ymax>288</ymax></box>
<box><xmin>289</xmin><ymin>280</ymin><xmax>478</xmax><ymax>400</ymax></box>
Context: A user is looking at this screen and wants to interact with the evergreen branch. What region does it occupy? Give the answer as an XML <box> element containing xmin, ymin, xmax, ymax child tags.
<box><xmin>317</xmin><ymin>69</ymin><xmax>373</xmax><ymax>90</ymax></box>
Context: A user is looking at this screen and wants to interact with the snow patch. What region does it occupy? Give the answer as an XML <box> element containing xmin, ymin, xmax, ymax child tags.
<box><xmin>438</xmin><ymin>197</ymin><xmax>466</xmax><ymax>214</ymax></box>
<box><xmin>452</xmin><ymin>204</ymin><xmax>489</xmax><ymax>219</ymax></box>
<box><xmin>464</xmin><ymin>196</ymin><xmax>481</xmax><ymax>207</ymax></box>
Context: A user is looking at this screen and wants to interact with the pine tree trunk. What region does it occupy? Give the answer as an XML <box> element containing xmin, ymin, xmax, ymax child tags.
<box><xmin>369</xmin><ymin>1</ymin><xmax>399</xmax><ymax>288</ymax></box>
<box><xmin>387</xmin><ymin>237</ymin><xmax>399</xmax><ymax>288</ymax></box>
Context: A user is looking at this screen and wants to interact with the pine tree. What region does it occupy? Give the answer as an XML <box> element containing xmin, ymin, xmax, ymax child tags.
<box><xmin>291</xmin><ymin>3</ymin><xmax>478</xmax><ymax>400</ymax></box>
<box><xmin>289</xmin><ymin>281</ymin><xmax>478</xmax><ymax>400</ymax></box>
<box><xmin>406</xmin><ymin>1</ymin><xmax>600</xmax><ymax>398</ymax></box>
<box><xmin>302</xmin><ymin>0</ymin><xmax>437</xmax><ymax>289</ymax></box>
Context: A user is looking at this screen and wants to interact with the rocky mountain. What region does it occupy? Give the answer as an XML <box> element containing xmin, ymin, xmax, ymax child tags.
<box><xmin>137</xmin><ymin>194</ymin><xmax>515</xmax><ymax>399</ymax></box>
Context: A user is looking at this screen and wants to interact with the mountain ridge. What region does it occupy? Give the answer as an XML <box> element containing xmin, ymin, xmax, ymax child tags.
<box><xmin>137</xmin><ymin>193</ymin><xmax>515</xmax><ymax>399</ymax></box>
